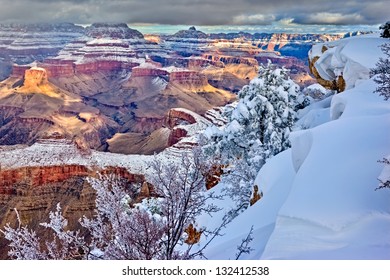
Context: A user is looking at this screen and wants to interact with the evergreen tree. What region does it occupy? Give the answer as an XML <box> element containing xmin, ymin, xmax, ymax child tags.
<box><xmin>203</xmin><ymin>62</ymin><xmax>299</xmax><ymax>165</ymax></box>
<box><xmin>380</xmin><ymin>21</ymin><xmax>390</xmax><ymax>38</ymax></box>
<box><xmin>371</xmin><ymin>43</ymin><xmax>390</xmax><ymax>100</ymax></box>
<box><xmin>202</xmin><ymin>62</ymin><xmax>301</xmax><ymax>210</ymax></box>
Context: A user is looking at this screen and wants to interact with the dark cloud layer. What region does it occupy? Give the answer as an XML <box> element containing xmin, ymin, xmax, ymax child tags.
<box><xmin>0</xmin><ymin>0</ymin><xmax>387</xmax><ymax>26</ymax></box>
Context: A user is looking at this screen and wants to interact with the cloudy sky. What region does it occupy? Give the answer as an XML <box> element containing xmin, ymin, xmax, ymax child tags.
<box><xmin>0</xmin><ymin>0</ymin><xmax>387</xmax><ymax>31</ymax></box>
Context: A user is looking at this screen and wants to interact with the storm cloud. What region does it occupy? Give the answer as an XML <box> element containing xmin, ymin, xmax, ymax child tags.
<box><xmin>0</xmin><ymin>0</ymin><xmax>387</xmax><ymax>26</ymax></box>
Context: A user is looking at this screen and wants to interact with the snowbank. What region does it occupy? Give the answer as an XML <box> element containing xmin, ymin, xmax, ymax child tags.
<box><xmin>201</xmin><ymin>150</ymin><xmax>296</xmax><ymax>260</ymax></box>
<box><xmin>309</xmin><ymin>34</ymin><xmax>388</xmax><ymax>90</ymax></box>
<box><xmin>204</xmin><ymin>35</ymin><xmax>390</xmax><ymax>259</ymax></box>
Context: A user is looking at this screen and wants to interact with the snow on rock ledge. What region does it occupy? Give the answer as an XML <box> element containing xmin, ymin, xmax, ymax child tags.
<box><xmin>309</xmin><ymin>34</ymin><xmax>388</xmax><ymax>92</ymax></box>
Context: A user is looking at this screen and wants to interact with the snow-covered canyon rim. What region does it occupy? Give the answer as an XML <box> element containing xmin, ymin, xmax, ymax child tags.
<box><xmin>197</xmin><ymin>33</ymin><xmax>390</xmax><ymax>260</ymax></box>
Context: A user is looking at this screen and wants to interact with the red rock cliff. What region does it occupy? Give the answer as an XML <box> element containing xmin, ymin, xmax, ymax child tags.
<box><xmin>0</xmin><ymin>165</ymin><xmax>89</xmax><ymax>190</ymax></box>
<box><xmin>169</xmin><ymin>70</ymin><xmax>209</xmax><ymax>88</ymax></box>
<box><xmin>131</xmin><ymin>67</ymin><xmax>169</xmax><ymax>77</ymax></box>
<box><xmin>0</xmin><ymin>164</ymin><xmax>148</xmax><ymax>259</ymax></box>
<box><xmin>165</xmin><ymin>108</ymin><xmax>197</xmax><ymax>129</ymax></box>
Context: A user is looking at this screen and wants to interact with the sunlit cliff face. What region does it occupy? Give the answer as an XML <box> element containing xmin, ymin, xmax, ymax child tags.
<box><xmin>144</xmin><ymin>35</ymin><xmax>162</xmax><ymax>44</ymax></box>
<box><xmin>23</xmin><ymin>67</ymin><xmax>47</xmax><ymax>87</ymax></box>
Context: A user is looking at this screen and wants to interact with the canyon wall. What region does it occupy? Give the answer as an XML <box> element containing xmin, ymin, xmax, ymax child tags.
<box><xmin>0</xmin><ymin>164</ymin><xmax>147</xmax><ymax>259</ymax></box>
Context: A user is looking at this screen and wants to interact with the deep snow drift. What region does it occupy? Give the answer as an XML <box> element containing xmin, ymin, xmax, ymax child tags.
<box><xmin>309</xmin><ymin>34</ymin><xmax>389</xmax><ymax>90</ymax></box>
<box><xmin>198</xmin><ymin>34</ymin><xmax>390</xmax><ymax>259</ymax></box>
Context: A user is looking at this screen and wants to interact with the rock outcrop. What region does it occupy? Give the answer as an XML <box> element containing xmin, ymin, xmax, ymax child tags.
<box><xmin>23</xmin><ymin>67</ymin><xmax>48</xmax><ymax>88</ymax></box>
<box><xmin>85</xmin><ymin>23</ymin><xmax>144</xmax><ymax>39</ymax></box>
<box><xmin>308</xmin><ymin>55</ymin><xmax>340</xmax><ymax>91</ymax></box>
<box><xmin>167</xmin><ymin>127</ymin><xmax>188</xmax><ymax>146</ymax></box>
<box><xmin>308</xmin><ymin>35</ymin><xmax>381</xmax><ymax>92</ymax></box>
<box><xmin>205</xmin><ymin>164</ymin><xmax>225</xmax><ymax>190</ymax></box>
<box><xmin>172</xmin><ymin>26</ymin><xmax>208</xmax><ymax>39</ymax></box>
<box><xmin>165</xmin><ymin>108</ymin><xmax>197</xmax><ymax>128</ymax></box>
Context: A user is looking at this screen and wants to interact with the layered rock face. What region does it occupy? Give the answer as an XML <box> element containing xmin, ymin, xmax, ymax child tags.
<box><xmin>169</xmin><ymin>70</ymin><xmax>209</xmax><ymax>89</ymax></box>
<box><xmin>12</xmin><ymin>23</ymin><xmax>164</xmax><ymax>79</ymax></box>
<box><xmin>0</xmin><ymin>23</ymin><xmax>84</xmax><ymax>68</ymax></box>
<box><xmin>0</xmin><ymin>104</ymin><xmax>225</xmax><ymax>259</ymax></box>
<box><xmin>159</xmin><ymin>27</ymin><xmax>343</xmax><ymax>89</ymax></box>
<box><xmin>203</xmin><ymin>54</ymin><xmax>259</xmax><ymax>67</ymax></box>
<box><xmin>0</xmin><ymin>108</ymin><xmax>213</xmax><ymax>258</ymax></box>
<box><xmin>149</xmin><ymin>55</ymin><xmax>223</xmax><ymax>69</ymax></box>
<box><xmin>208</xmin><ymin>32</ymin><xmax>347</xmax><ymax>60</ymax></box>
<box><xmin>167</xmin><ymin>127</ymin><xmax>188</xmax><ymax>146</ymax></box>
<box><xmin>131</xmin><ymin>65</ymin><xmax>168</xmax><ymax>77</ymax></box>
<box><xmin>0</xmin><ymin>165</ymin><xmax>89</xmax><ymax>189</ymax></box>
<box><xmin>0</xmin><ymin>162</ymin><xmax>147</xmax><ymax>259</ymax></box>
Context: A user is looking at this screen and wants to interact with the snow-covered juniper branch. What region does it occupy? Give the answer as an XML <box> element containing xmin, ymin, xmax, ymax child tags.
<box><xmin>235</xmin><ymin>225</ymin><xmax>254</xmax><ymax>260</ymax></box>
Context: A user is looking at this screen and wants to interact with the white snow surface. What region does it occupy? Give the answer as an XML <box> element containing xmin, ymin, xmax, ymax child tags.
<box><xmin>309</xmin><ymin>34</ymin><xmax>388</xmax><ymax>90</ymax></box>
<box><xmin>201</xmin><ymin>150</ymin><xmax>296</xmax><ymax>260</ymax></box>
<box><xmin>201</xmin><ymin>36</ymin><xmax>390</xmax><ymax>259</ymax></box>
<box><xmin>295</xmin><ymin>95</ymin><xmax>332</xmax><ymax>129</ymax></box>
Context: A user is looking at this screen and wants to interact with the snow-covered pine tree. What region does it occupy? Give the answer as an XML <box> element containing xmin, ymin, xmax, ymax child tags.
<box><xmin>203</xmin><ymin>61</ymin><xmax>299</xmax><ymax>166</ymax></box>
<box><xmin>371</xmin><ymin>43</ymin><xmax>390</xmax><ymax>100</ymax></box>
<box><xmin>380</xmin><ymin>21</ymin><xmax>390</xmax><ymax>38</ymax></box>
<box><xmin>372</xmin><ymin>26</ymin><xmax>390</xmax><ymax>191</ymax></box>
<box><xmin>202</xmin><ymin>61</ymin><xmax>300</xmax><ymax>210</ymax></box>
